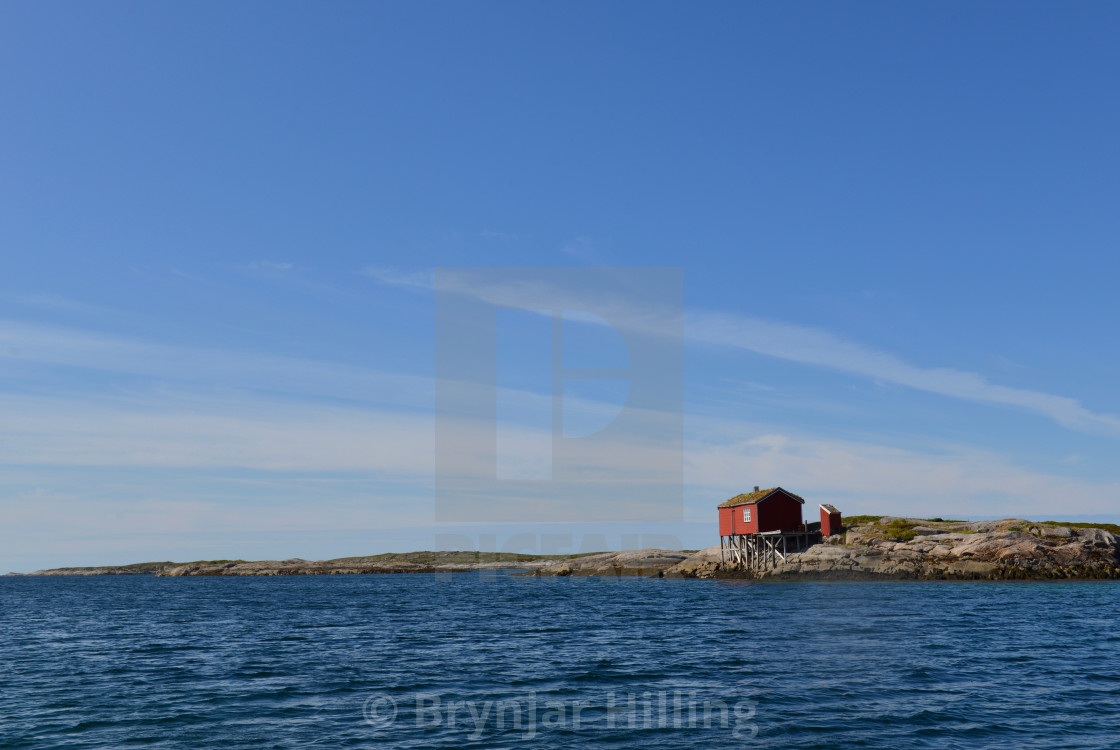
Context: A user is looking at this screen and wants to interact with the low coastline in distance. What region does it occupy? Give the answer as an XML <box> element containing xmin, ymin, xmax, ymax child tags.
<box><xmin>11</xmin><ymin>517</ymin><xmax>1120</xmax><ymax>581</ymax></box>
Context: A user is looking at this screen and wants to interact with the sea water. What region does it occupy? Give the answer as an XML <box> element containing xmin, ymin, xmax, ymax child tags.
<box><xmin>3</xmin><ymin>573</ymin><xmax>1120</xmax><ymax>748</ymax></box>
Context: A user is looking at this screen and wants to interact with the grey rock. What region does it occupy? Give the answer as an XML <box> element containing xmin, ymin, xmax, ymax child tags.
<box><xmin>945</xmin><ymin>560</ymin><xmax>999</xmax><ymax>578</ymax></box>
<box><xmin>663</xmin><ymin>546</ymin><xmax>724</xmax><ymax>578</ymax></box>
<box><xmin>1041</xmin><ymin>526</ymin><xmax>1074</xmax><ymax>539</ymax></box>
<box><xmin>754</xmin><ymin>519</ymin><xmax>1120</xmax><ymax>581</ymax></box>
<box><xmin>530</xmin><ymin>549</ymin><xmax>689</xmax><ymax>577</ymax></box>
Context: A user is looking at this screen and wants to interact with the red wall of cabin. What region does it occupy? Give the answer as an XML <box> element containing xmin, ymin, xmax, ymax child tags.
<box><xmin>821</xmin><ymin>509</ymin><xmax>842</xmax><ymax>536</ymax></box>
<box><xmin>756</xmin><ymin>492</ymin><xmax>803</xmax><ymax>533</ymax></box>
<box><xmin>719</xmin><ymin>507</ymin><xmax>733</xmax><ymax>536</ymax></box>
<box><xmin>719</xmin><ymin>504</ymin><xmax>759</xmax><ymax>535</ymax></box>
<box><xmin>734</xmin><ymin>505</ymin><xmax>757</xmax><ymax>535</ymax></box>
<box><xmin>720</xmin><ymin>491</ymin><xmax>810</xmax><ymax>537</ymax></box>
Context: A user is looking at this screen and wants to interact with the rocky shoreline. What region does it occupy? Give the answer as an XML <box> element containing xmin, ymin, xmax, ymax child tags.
<box><xmin>14</xmin><ymin>519</ymin><xmax>1120</xmax><ymax>581</ymax></box>
<box><xmin>761</xmin><ymin>518</ymin><xmax>1120</xmax><ymax>581</ymax></box>
<box><xmin>525</xmin><ymin>518</ymin><xmax>1120</xmax><ymax>581</ymax></box>
<box><xmin>13</xmin><ymin>551</ymin><xmax>593</xmax><ymax>577</ymax></box>
<box><xmin>155</xmin><ymin>558</ymin><xmax>552</xmax><ymax>577</ymax></box>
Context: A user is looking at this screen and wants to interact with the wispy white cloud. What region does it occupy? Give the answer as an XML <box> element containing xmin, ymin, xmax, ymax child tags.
<box><xmin>0</xmin><ymin>292</ymin><xmax>100</xmax><ymax>313</ymax></box>
<box><xmin>0</xmin><ymin>320</ymin><xmax>674</xmax><ymax>478</ymax></box>
<box><xmin>3</xmin><ymin>386</ymin><xmax>1112</xmax><ymax>533</ymax></box>
<box><xmin>361</xmin><ymin>266</ymin><xmax>432</xmax><ymax>289</ymax></box>
<box><xmin>683</xmin><ymin>416</ymin><xmax>1120</xmax><ymax>517</ymax></box>
<box><xmin>0</xmin><ymin>319</ymin><xmax>433</xmax><ymax>409</ymax></box>
<box><xmin>4</xmin><ymin>286</ymin><xmax>1119</xmax><ymax>569</ymax></box>
<box><xmin>685</xmin><ymin>311</ymin><xmax>1120</xmax><ymax>436</ymax></box>
<box><xmin>425</xmin><ymin>269</ymin><xmax>1120</xmax><ymax>437</ymax></box>
<box><xmin>3</xmin><ymin>316</ymin><xmax>1119</xmax><ymax>567</ymax></box>
<box><xmin>559</xmin><ymin>236</ymin><xmax>604</xmax><ymax>264</ymax></box>
<box><xmin>0</xmin><ymin>392</ymin><xmax>435</xmax><ymax>473</ymax></box>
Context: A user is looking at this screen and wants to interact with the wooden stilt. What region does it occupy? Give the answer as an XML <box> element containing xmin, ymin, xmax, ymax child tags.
<box><xmin>720</xmin><ymin>530</ymin><xmax>822</xmax><ymax>572</ymax></box>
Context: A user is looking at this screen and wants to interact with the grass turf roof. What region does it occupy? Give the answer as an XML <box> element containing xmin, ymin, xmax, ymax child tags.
<box><xmin>718</xmin><ymin>487</ymin><xmax>806</xmax><ymax>508</ymax></box>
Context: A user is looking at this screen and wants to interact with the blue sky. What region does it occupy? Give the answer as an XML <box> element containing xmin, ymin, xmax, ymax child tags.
<box><xmin>3</xmin><ymin>2</ymin><xmax>1120</xmax><ymax>571</ymax></box>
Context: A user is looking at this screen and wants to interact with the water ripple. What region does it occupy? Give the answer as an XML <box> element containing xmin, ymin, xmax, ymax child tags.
<box><xmin>3</xmin><ymin>575</ymin><xmax>1120</xmax><ymax>748</ymax></box>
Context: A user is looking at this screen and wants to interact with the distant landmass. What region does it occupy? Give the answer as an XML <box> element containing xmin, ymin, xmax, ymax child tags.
<box><xmin>11</xmin><ymin>517</ymin><xmax>1120</xmax><ymax>580</ymax></box>
<box><xmin>8</xmin><ymin>550</ymin><xmax>602</xmax><ymax>577</ymax></box>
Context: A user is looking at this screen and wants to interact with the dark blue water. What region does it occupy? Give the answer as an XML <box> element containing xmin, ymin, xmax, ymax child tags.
<box><xmin>3</xmin><ymin>574</ymin><xmax>1120</xmax><ymax>749</ymax></box>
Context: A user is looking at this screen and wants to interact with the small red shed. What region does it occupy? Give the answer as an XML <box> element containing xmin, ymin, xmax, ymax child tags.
<box><xmin>820</xmin><ymin>504</ymin><xmax>842</xmax><ymax>537</ymax></box>
<box><xmin>718</xmin><ymin>486</ymin><xmax>806</xmax><ymax>535</ymax></box>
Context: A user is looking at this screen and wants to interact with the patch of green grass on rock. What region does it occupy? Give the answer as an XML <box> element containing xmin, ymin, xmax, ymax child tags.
<box><xmin>842</xmin><ymin>515</ymin><xmax>884</xmax><ymax>528</ymax></box>
<box><xmin>854</xmin><ymin>517</ymin><xmax>919</xmax><ymax>542</ymax></box>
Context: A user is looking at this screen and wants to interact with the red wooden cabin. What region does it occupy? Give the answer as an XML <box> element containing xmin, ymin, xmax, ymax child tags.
<box><xmin>820</xmin><ymin>504</ymin><xmax>842</xmax><ymax>537</ymax></box>
<box><xmin>718</xmin><ymin>486</ymin><xmax>806</xmax><ymax>536</ymax></box>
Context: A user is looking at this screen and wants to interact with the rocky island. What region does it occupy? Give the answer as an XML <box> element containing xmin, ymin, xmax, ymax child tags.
<box><xmin>525</xmin><ymin>517</ymin><xmax>1120</xmax><ymax>580</ymax></box>
<box><xmin>14</xmin><ymin>518</ymin><xmax>1120</xmax><ymax>581</ymax></box>
<box><xmin>14</xmin><ymin>551</ymin><xmax>599</xmax><ymax>577</ymax></box>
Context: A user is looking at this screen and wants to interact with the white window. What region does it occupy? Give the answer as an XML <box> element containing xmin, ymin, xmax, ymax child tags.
<box><xmin>743</xmin><ymin>508</ymin><xmax>751</xmax><ymax>523</ymax></box>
